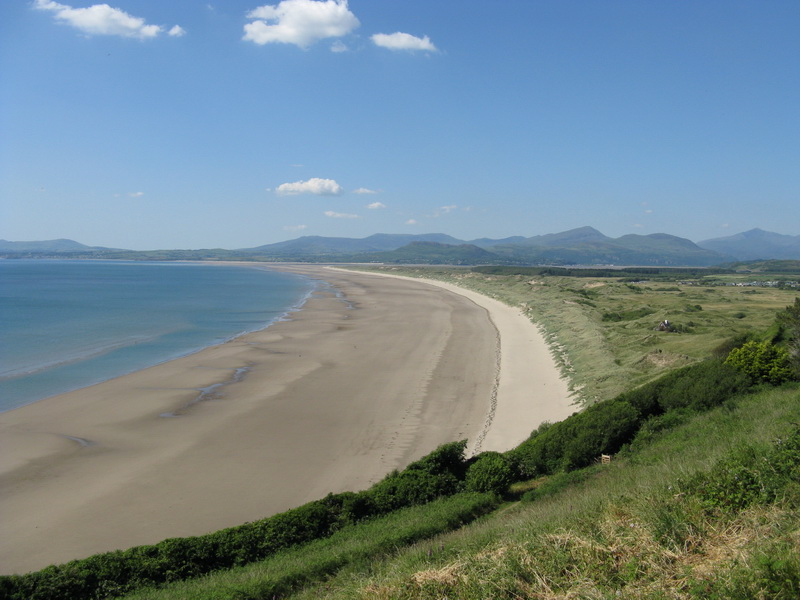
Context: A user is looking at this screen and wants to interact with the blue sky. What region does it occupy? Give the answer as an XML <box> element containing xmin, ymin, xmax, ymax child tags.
<box><xmin>1</xmin><ymin>0</ymin><xmax>798</xmax><ymax>250</ymax></box>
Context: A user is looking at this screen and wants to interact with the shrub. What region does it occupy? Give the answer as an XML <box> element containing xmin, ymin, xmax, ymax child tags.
<box><xmin>559</xmin><ymin>398</ymin><xmax>640</xmax><ymax>471</ymax></box>
<box><xmin>509</xmin><ymin>358</ymin><xmax>754</xmax><ymax>479</ymax></box>
<box><xmin>368</xmin><ymin>469</ymin><xmax>461</xmax><ymax>513</ymax></box>
<box><xmin>509</xmin><ymin>398</ymin><xmax>641</xmax><ymax>477</ymax></box>
<box><xmin>405</xmin><ymin>440</ymin><xmax>468</xmax><ymax>480</ymax></box>
<box><xmin>656</xmin><ymin>359</ymin><xmax>752</xmax><ymax>412</ymax></box>
<box><xmin>725</xmin><ymin>341</ymin><xmax>794</xmax><ymax>385</ymax></box>
<box><xmin>465</xmin><ymin>452</ymin><xmax>515</xmax><ymax>494</ymax></box>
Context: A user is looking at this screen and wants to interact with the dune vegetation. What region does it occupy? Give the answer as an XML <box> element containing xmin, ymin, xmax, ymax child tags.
<box><xmin>1</xmin><ymin>267</ymin><xmax>798</xmax><ymax>600</ymax></box>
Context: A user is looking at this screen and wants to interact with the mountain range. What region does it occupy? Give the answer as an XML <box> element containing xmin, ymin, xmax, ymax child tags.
<box><xmin>2</xmin><ymin>227</ymin><xmax>799</xmax><ymax>266</ymax></box>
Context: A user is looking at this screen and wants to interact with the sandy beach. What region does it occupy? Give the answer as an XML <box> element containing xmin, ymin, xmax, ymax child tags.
<box><xmin>0</xmin><ymin>265</ymin><xmax>574</xmax><ymax>575</ymax></box>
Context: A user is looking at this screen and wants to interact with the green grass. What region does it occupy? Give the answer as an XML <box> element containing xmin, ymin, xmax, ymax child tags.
<box><xmin>282</xmin><ymin>384</ymin><xmax>800</xmax><ymax>600</ymax></box>
<box><xmin>118</xmin><ymin>493</ymin><xmax>499</xmax><ymax>600</ymax></box>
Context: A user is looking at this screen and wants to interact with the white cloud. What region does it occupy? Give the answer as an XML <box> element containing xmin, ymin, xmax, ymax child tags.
<box><xmin>276</xmin><ymin>177</ymin><xmax>344</xmax><ymax>196</ymax></box>
<box><xmin>405</xmin><ymin>219</ymin><xmax>418</xmax><ymax>225</ymax></box>
<box><xmin>367</xmin><ymin>202</ymin><xmax>386</xmax><ymax>210</ymax></box>
<box><xmin>330</xmin><ymin>40</ymin><xmax>348</xmax><ymax>52</ymax></box>
<box><xmin>243</xmin><ymin>0</ymin><xmax>359</xmax><ymax>48</ymax></box>
<box><xmin>168</xmin><ymin>25</ymin><xmax>186</xmax><ymax>37</ymax></box>
<box><xmin>371</xmin><ymin>32</ymin><xmax>437</xmax><ymax>52</ymax></box>
<box><xmin>353</xmin><ymin>187</ymin><xmax>378</xmax><ymax>194</ymax></box>
<box><xmin>429</xmin><ymin>204</ymin><xmax>457</xmax><ymax>217</ymax></box>
<box><xmin>325</xmin><ymin>210</ymin><xmax>359</xmax><ymax>219</ymax></box>
<box><xmin>128</xmin><ymin>191</ymin><xmax>144</xmax><ymax>198</ymax></box>
<box><xmin>283</xmin><ymin>224</ymin><xmax>308</xmax><ymax>231</ymax></box>
<box><xmin>33</xmin><ymin>0</ymin><xmax>180</xmax><ymax>39</ymax></box>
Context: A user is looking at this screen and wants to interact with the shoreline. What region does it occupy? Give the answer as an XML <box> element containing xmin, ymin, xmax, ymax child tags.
<box><xmin>325</xmin><ymin>266</ymin><xmax>576</xmax><ymax>452</ymax></box>
<box><xmin>0</xmin><ymin>264</ymin><xmax>573</xmax><ymax>575</ymax></box>
<box><xmin>0</xmin><ymin>261</ymin><xmax>316</xmax><ymax>413</ymax></box>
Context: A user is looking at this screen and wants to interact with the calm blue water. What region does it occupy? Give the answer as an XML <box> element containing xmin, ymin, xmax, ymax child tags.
<box><xmin>0</xmin><ymin>260</ymin><xmax>316</xmax><ymax>412</ymax></box>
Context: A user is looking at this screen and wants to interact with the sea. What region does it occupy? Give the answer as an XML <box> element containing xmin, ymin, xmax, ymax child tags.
<box><xmin>0</xmin><ymin>260</ymin><xmax>316</xmax><ymax>412</ymax></box>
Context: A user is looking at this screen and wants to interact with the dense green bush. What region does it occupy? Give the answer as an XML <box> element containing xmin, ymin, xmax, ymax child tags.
<box><xmin>725</xmin><ymin>340</ymin><xmax>794</xmax><ymax>385</ymax></box>
<box><xmin>655</xmin><ymin>359</ymin><xmax>753</xmax><ymax>411</ymax></box>
<box><xmin>618</xmin><ymin>358</ymin><xmax>751</xmax><ymax>415</ymax></box>
<box><xmin>464</xmin><ymin>452</ymin><xmax>515</xmax><ymax>494</ymax></box>
<box><xmin>509</xmin><ymin>397</ymin><xmax>642</xmax><ymax>477</ymax></box>
<box><xmin>367</xmin><ymin>440</ymin><xmax>467</xmax><ymax>512</ymax></box>
<box><xmin>509</xmin><ymin>358</ymin><xmax>754</xmax><ymax>478</ymax></box>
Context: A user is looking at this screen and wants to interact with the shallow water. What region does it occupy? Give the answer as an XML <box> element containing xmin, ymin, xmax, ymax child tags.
<box><xmin>0</xmin><ymin>260</ymin><xmax>315</xmax><ymax>411</ymax></box>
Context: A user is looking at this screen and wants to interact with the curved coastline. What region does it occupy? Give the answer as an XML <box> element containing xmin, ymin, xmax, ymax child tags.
<box><xmin>0</xmin><ymin>264</ymin><xmax>573</xmax><ymax>575</ymax></box>
<box><xmin>326</xmin><ymin>267</ymin><xmax>576</xmax><ymax>452</ymax></box>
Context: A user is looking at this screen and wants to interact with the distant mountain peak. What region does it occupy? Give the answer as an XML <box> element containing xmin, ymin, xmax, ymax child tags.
<box><xmin>698</xmin><ymin>229</ymin><xmax>800</xmax><ymax>261</ymax></box>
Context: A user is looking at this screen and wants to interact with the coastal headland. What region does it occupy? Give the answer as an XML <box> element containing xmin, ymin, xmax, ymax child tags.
<box><xmin>0</xmin><ymin>265</ymin><xmax>573</xmax><ymax>574</ymax></box>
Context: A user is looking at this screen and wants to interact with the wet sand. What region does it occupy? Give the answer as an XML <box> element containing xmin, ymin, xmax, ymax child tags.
<box><xmin>0</xmin><ymin>265</ymin><xmax>573</xmax><ymax>574</ymax></box>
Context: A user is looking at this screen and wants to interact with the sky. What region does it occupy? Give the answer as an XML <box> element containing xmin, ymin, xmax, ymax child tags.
<box><xmin>1</xmin><ymin>0</ymin><xmax>798</xmax><ymax>250</ymax></box>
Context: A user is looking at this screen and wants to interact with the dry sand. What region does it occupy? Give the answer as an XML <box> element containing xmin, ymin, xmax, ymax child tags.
<box><xmin>0</xmin><ymin>265</ymin><xmax>574</xmax><ymax>575</ymax></box>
